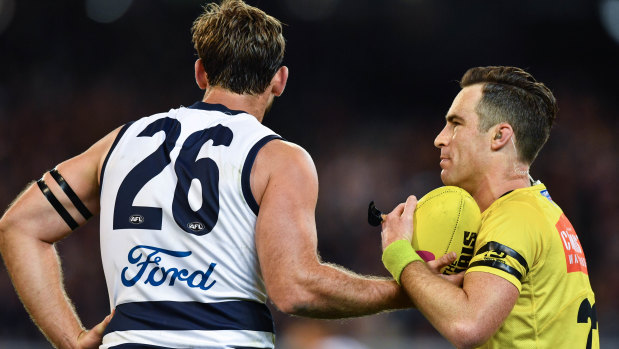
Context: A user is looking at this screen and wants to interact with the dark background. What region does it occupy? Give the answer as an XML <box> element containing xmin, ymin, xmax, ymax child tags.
<box><xmin>1</xmin><ymin>0</ymin><xmax>617</xmax><ymax>347</ymax></box>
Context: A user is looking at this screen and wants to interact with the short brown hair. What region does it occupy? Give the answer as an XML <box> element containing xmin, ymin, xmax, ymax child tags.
<box><xmin>191</xmin><ymin>0</ymin><xmax>285</xmax><ymax>94</ymax></box>
<box><xmin>460</xmin><ymin>66</ymin><xmax>558</xmax><ymax>165</ymax></box>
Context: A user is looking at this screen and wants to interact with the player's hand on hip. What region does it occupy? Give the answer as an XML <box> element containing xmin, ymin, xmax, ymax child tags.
<box><xmin>381</xmin><ymin>195</ymin><xmax>417</xmax><ymax>251</ymax></box>
<box><xmin>77</xmin><ymin>310</ymin><xmax>114</xmax><ymax>349</ymax></box>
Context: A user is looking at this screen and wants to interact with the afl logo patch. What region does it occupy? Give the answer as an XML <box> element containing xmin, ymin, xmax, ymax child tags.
<box><xmin>129</xmin><ymin>215</ymin><xmax>144</xmax><ymax>224</ymax></box>
<box><xmin>187</xmin><ymin>222</ymin><xmax>205</xmax><ymax>232</ymax></box>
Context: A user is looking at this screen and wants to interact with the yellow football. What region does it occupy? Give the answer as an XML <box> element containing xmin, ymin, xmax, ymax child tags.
<box><xmin>412</xmin><ymin>186</ymin><xmax>481</xmax><ymax>274</ymax></box>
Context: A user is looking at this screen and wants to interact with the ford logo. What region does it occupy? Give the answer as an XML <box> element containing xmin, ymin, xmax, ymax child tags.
<box><xmin>129</xmin><ymin>215</ymin><xmax>144</xmax><ymax>224</ymax></box>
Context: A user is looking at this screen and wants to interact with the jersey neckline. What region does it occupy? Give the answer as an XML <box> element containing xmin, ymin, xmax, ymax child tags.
<box><xmin>483</xmin><ymin>182</ymin><xmax>547</xmax><ymax>216</ymax></box>
<box><xmin>188</xmin><ymin>101</ymin><xmax>247</xmax><ymax>116</ymax></box>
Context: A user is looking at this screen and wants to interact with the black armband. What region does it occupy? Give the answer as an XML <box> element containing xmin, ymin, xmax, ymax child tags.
<box><xmin>49</xmin><ymin>168</ymin><xmax>93</xmax><ymax>220</ymax></box>
<box><xmin>37</xmin><ymin>178</ymin><xmax>79</xmax><ymax>230</ymax></box>
<box><xmin>36</xmin><ymin>168</ymin><xmax>93</xmax><ymax>230</ymax></box>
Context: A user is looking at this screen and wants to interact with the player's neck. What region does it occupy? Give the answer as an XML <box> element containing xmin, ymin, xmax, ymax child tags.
<box><xmin>202</xmin><ymin>86</ymin><xmax>270</xmax><ymax>122</ymax></box>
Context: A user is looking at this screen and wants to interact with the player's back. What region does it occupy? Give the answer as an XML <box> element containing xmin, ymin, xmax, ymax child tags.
<box><xmin>98</xmin><ymin>102</ymin><xmax>280</xmax><ymax>348</ymax></box>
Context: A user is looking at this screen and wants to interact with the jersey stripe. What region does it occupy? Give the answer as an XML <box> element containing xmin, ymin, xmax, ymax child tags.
<box><xmin>469</xmin><ymin>260</ymin><xmax>523</xmax><ymax>281</ymax></box>
<box><xmin>109</xmin><ymin>344</ymin><xmax>174</xmax><ymax>349</ymax></box>
<box><xmin>103</xmin><ymin>300</ymin><xmax>274</xmax><ymax>335</ymax></box>
<box><xmin>108</xmin><ymin>345</ymin><xmax>271</xmax><ymax>349</ymax></box>
<box><xmin>241</xmin><ymin>135</ymin><xmax>283</xmax><ymax>215</ymax></box>
<box><xmin>107</xmin><ymin>345</ymin><xmax>271</xmax><ymax>349</ymax></box>
<box><xmin>102</xmin><ymin>330</ymin><xmax>275</xmax><ymax>349</ymax></box>
<box><xmin>475</xmin><ymin>241</ymin><xmax>529</xmax><ymax>273</ymax></box>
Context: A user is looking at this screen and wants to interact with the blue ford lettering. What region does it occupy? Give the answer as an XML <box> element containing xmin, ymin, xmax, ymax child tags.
<box><xmin>121</xmin><ymin>245</ymin><xmax>217</xmax><ymax>291</ymax></box>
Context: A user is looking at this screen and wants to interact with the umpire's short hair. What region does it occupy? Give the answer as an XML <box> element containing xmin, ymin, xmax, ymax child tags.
<box><xmin>461</xmin><ymin>66</ymin><xmax>558</xmax><ymax>165</ymax></box>
<box><xmin>191</xmin><ymin>0</ymin><xmax>285</xmax><ymax>95</ymax></box>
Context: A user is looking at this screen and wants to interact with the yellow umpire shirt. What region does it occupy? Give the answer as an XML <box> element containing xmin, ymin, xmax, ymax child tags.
<box><xmin>466</xmin><ymin>183</ymin><xmax>598</xmax><ymax>349</ymax></box>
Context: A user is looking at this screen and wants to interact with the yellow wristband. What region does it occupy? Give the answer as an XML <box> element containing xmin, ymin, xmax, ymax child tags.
<box><xmin>382</xmin><ymin>239</ymin><xmax>424</xmax><ymax>284</ymax></box>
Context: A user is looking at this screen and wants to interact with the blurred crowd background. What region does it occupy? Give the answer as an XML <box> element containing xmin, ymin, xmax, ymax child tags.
<box><xmin>1</xmin><ymin>0</ymin><xmax>617</xmax><ymax>347</ymax></box>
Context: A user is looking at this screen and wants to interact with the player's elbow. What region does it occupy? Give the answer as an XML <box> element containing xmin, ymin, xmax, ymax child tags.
<box><xmin>266</xmin><ymin>285</ymin><xmax>293</xmax><ymax>313</ymax></box>
<box><xmin>267</xmin><ymin>283</ymin><xmax>317</xmax><ymax>315</ymax></box>
<box><xmin>265</xmin><ymin>266</ymin><xmax>325</xmax><ymax>316</ymax></box>
<box><xmin>263</xmin><ymin>258</ymin><xmax>326</xmax><ymax>316</ymax></box>
<box><xmin>268</xmin><ymin>295</ymin><xmax>303</xmax><ymax>315</ymax></box>
<box><xmin>447</xmin><ymin>321</ymin><xmax>491</xmax><ymax>349</ymax></box>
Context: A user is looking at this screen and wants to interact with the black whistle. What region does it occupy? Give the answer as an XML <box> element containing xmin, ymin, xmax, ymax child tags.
<box><xmin>368</xmin><ymin>201</ymin><xmax>384</xmax><ymax>227</ymax></box>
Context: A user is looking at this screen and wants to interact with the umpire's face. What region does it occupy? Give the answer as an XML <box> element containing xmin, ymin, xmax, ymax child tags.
<box><xmin>434</xmin><ymin>84</ymin><xmax>491</xmax><ymax>193</ymax></box>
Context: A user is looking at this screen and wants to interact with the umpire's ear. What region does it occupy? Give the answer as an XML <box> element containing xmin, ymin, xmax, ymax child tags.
<box><xmin>271</xmin><ymin>66</ymin><xmax>288</xmax><ymax>97</ymax></box>
<box><xmin>490</xmin><ymin>123</ymin><xmax>514</xmax><ymax>152</ymax></box>
<box><xmin>194</xmin><ymin>59</ymin><xmax>209</xmax><ymax>90</ymax></box>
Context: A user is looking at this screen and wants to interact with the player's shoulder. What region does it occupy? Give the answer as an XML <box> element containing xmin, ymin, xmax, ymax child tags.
<box><xmin>261</xmin><ymin>139</ymin><xmax>313</xmax><ymax>163</ymax></box>
<box><xmin>250</xmin><ymin>139</ymin><xmax>317</xmax><ymax>205</ymax></box>
<box><xmin>256</xmin><ymin>139</ymin><xmax>316</xmax><ymax>179</ymax></box>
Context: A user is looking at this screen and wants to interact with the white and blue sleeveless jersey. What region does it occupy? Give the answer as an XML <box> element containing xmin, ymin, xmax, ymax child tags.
<box><xmin>98</xmin><ymin>102</ymin><xmax>281</xmax><ymax>349</ymax></box>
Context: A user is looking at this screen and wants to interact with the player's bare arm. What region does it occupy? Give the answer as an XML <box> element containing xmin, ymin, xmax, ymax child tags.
<box><xmin>0</xmin><ymin>127</ymin><xmax>121</xmax><ymax>349</ymax></box>
<box><xmin>380</xmin><ymin>195</ymin><xmax>519</xmax><ymax>349</ymax></box>
<box><xmin>253</xmin><ymin>140</ymin><xmax>425</xmax><ymax>318</ymax></box>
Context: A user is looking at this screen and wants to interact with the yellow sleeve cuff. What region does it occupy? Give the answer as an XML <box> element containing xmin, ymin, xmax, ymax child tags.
<box><xmin>382</xmin><ymin>239</ymin><xmax>424</xmax><ymax>284</ymax></box>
